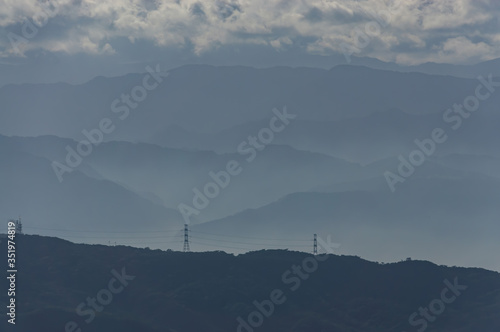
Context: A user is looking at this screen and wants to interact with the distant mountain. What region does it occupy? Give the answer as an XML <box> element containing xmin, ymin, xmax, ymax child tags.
<box><xmin>1</xmin><ymin>65</ymin><xmax>498</xmax><ymax>141</ymax></box>
<box><xmin>0</xmin><ymin>135</ymin><xmax>369</xmax><ymax>222</ymax></box>
<box><xmin>3</xmin><ymin>130</ymin><xmax>499</xmax><ymax>267</ymax></box>
<box><xmin>147</xmin><ymin>109</ymin><xmax>500</xmax><ymax>163</ymax></box>
<box><xmin>195</xmin><ymin>165</ymin><xmax>500</xmax><ymax>272</ymax></box>
<box><xmin>435</xmin><ymin>154</ymin><xmax>500</xmax><ymax>179</ymax></box>
<box><xmin>2</xmin><ymin>234</ymin><xmax>499</xmax><ymax>332</ymax></box>
<box><xmin>1</xmin><ymin>45</ymin><xmax>499</xmax><ymax>87</ymax></box>
<box><xmin>1</xmin><ymin>64</ymin><xmax>499</xmax><ymax>269</ymax></box>
<box><xmin>3</xmin><ymin>131</ymin><xmax>500</xmax><ymax>251</ymax></box>
<box><xmin>397</xmin><ymin>57</ymin><xmax>500</xmax><ymax>79</ymax></box>
<box><xmin>0</xmin><ymin>147</ymin><xmax>183</xmax><ymax>246</ymax></box>
<box><xmin>336</xmin><ymin>57</ymin><xmax>500</xmax><ymax>79</ymax></box>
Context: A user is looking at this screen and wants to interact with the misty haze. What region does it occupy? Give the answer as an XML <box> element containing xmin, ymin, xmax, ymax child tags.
<box><xmin>0</xmin><ymin>1</ymin><xmax>499</xmax><ymax>331</ymax></box>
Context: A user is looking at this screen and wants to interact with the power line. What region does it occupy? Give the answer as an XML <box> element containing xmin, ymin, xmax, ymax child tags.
<box><xmin>26</xmin><ymin>226</ymin><xmax>181</xmax><ymax>234</ymax></box>
<box><xmin>71</xmin><ymin>240</ymin><xmax>184</xmax><ymax>246</ymax></box>
<box><xmin>191</xmin><ymin>230</ymin><xmax>310</xmax><ymax>242</ymax></box>
<box><xmin>191</xmin><ymin>241</ymin><xmax>306</xmax><ymax>251</ymax></box>
<box><xmin>190</xmin><ymin>235</ymin><xmax>310</xmax><ymax>247</ymax></box>
<box><xmin>37</xmin><ymin>233</ymin><xmax>183</xmax><ymax>240</ymax></box>
<box><xmin>23</xmin><ymin>223</ymin><xmax>318</xmax><ymax>253</ymax></box>
<box><xmin>26</xmin><ymin>226</ymin><xmax>311</xmax><ymax>242</ymax></box>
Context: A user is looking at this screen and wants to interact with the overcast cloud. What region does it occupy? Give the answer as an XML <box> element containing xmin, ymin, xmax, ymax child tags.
<box><xmin>0</xmin><ymin>0</ymin><xmax>499</xmax><ymax>65</ymax></box>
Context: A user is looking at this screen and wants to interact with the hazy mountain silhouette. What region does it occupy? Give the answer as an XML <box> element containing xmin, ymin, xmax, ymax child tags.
<box><xmin>195</xmin><ymin>166</ymin><xmax>500</xmax><ymax>271</ymax></box>
<box><xmin>147</xmin><ymin>109</ymin><xmax>500</xmax><ymax>163</ymax></box>
<box><xmin>0</xmin><ymin>135</ymin><xmax>368</xmax><ymax>222</ymax></box>
<box><xmin>0</xmin><ymin>148</ymin><xmax>183</xmax><ymax>242</ymax></box>
<box><xmin>1</xmin><ymin>64</ymin><xmax>499</xmax><ymax>269</ymax></box>
<box><xmin>1</xmin><ymin>65</ymin><xmax>498</xmax><ymax>141</ymax></box>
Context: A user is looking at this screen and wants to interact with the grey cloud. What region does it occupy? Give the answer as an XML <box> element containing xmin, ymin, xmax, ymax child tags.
<box><xmin>0</xmin><ymin>0</ymin><xmax>499</xmax><ymax>64</ymax></box>
<box><xmin>190</xmin><ymin>2</ymin><xmax>206</xmax><ymax>18</ymax></box>
<box><xmin>302</xmin><ymin>7</ymin><xmax>323</xmax><ymax>23</ymax></box>
<box><xmin>214</xmin><ymin>0</ymin><xmax>241</xmax><ymax>21</ymax></box>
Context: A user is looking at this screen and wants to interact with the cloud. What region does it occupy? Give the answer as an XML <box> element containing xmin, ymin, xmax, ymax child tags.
<box><xmin>438</xmin><ymin>36</ymin><xmax>494</xmax><ymax>62</ymax></box>
<box><xmin>0</xmin><ymin>0</ymin><xmax>499</xmax><ymax>64</ymax></box>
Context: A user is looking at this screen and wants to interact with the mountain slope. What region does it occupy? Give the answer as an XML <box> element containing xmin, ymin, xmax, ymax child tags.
<box><xmin>1</xmin><ymin>65</ymin><xmax>498</xmax><ymax>141</ymax></box>
<box><xmin>2</xmin><ymin>235</ymin><xmax>499</xmax><ymax>332</ymax></box>
<box><xmin>195</xmin><ymin>168</ymin><xmax>500</xmax><ymax>271</ymax></box>
<box><xmin>0</xmin><ymin>135</ymin><xmax>368</xmax><ymax>222</ymax></box>
<box><xmin>0</xmin><ymin>148</ymin><xmax>183</xmax><ymax>245</ymax></box>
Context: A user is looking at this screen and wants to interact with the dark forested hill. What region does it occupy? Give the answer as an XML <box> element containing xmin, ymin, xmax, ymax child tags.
<box><xmin>1</xmin><ymin>234</ymin><xmax>499</xmax><ymax>332</ymax></box>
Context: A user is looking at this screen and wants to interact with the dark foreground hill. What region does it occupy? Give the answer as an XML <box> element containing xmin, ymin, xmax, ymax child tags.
<box><xmin>1</xmin><ymin>235</ymin><xmax>499</xmax><ymax>332</ymax></box>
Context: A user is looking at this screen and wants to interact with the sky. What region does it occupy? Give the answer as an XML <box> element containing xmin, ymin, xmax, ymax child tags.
<box><xmin>0</xmin><ymin>0</ymin><xmax>499</xmax><ymax>68</ymax></box>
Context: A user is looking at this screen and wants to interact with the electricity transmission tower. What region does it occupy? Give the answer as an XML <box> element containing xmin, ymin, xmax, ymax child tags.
<box><xmin>313</xmin><ymin>233</ymin><xmax>318</xmax><ymax>255</ymax></box>
<box><xmin>183</xmin><ymin>224</ymin><xmax>190</xmax><ymax>252</ymax></box>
